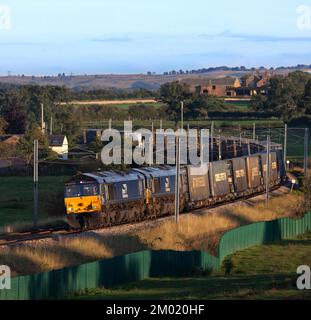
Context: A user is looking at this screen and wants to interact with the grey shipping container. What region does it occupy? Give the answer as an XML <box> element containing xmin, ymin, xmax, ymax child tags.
<box><xmin>209</xmin><ymin>161</ymin><xmax>231</xmax><ymax>196</ymax></box>
<box><xmin>232</xmin><ymin>158</ymin><xmax>248</xmax><ymax>192</ymax></box>
<box><xmin>246</xmin><ymin>155</ymin><xmax>262</xmax><ymax>188</ymax></box>
<box><xmin>261</xmin><ymin>152</ymin><xmax>278</xmax><ymax>183</ymax></box>
<box><xmin>187</xmin><ymin>164</ymin><xmax>210</xmax><ymax>201</ymax></box>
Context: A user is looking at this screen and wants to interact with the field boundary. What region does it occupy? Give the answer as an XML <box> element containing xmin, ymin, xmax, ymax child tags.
<box><xmin>1</xmin><ymin>212</ymin><xmax>310</xmax><ymax>300</ymax></box>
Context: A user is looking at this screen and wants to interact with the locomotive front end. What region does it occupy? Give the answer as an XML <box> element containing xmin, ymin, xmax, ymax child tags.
<box><xmin>64</xmin><ymin>175</ymin><xmax>103</xmax><ymax>229</ymax></box>
<box><xmin>64</xmin><ymin>181</ymin><xmax>101</xmax><ymax>215</ymax></box>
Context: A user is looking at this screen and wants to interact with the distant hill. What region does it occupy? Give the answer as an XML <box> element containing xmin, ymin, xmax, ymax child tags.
<box><xmin>0</xmin><ymin>67</ymin><xmax>310</xmax><ymax>91</ymax></box>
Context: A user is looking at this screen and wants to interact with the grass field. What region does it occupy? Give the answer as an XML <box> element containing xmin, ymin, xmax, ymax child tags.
<box><xmin>66</xmin><ymin>101</ymin><xmax>165</xmax><ymax>111</ymax></box>
<box><xmin>0</xmin><ymin>176</ymin><xmax>68</xmax><ymax>229</ymax></box>
<box><xmin>223</xmin><ymin>100</ymin><xmax>251</xmax><ymax>112</ymax></box>
<box><xmin>72</xmin><ymin>232</ymin><xmax>311</xmax><ymax>300</ymax></box>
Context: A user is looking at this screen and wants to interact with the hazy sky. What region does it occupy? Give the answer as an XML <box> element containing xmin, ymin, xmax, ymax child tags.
<box><xmin>0</xmin><ymin>0</ymin><xmax>311</xmax><ymax>75</ymax></box>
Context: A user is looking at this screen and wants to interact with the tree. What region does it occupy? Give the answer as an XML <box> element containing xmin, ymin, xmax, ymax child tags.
<box><xmin>2</xmin><ymin>104</ymin><xmax>27</xmax><ymax>134</ymax></box>
<box><xmin>187</xmin><ymin>96</ymin><xmax>209</xmax><ymax>120</ymax></box>
<box><xmin>0</xmin><ymin>118</ymin><xmax>8</xmax><ymax>134</ymax></box>
<box><xmin>251</xmin><ymin>71</ymin><xmax>311</xmax><ymax>121</ymax></box>
<box><xmin>251</xmin><ymin>94</ymin><xmax>267</xmax><ymax>112</ymax></box>
<box><xmin>303</xmin><ymin>80</ymin><xmax>311</xmax><ymax>115</ymax></box>
<box><xmin>17</xmin><ymin>125</ymin><xmax>56</xmax><ymax>165</ymax></box>
<box><xmin>0</xmin><ymin>142</ymin><xmax>15</xmax><ymax>157</ymax></box>
<box><xmin>159</xmin><ymin>82</ymin><xmax>194</xmax><ymax>125</ymax></box>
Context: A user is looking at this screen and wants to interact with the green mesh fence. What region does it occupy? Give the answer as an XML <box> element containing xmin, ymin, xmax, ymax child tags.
<box><xmin>218</xmin><ymin>212</ymin><xmax>311</xmax><ymax>261</ymax></box>
<box><xmin>1</xmin><ymin>212</ymin><xmax>310</xmax><ymax>300</ymax></box>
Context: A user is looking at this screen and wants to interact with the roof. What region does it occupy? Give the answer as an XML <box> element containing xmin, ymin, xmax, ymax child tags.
<box><xmin>0</xmin><ymin>135</ymin><xmax>22</xmax><ymax>145</ymax></box>
<box><xmin>133</xmin><ymin>166</ymin><xmax>176</xmax><ymax>179</ymax></box>
<box><xmin>84</xmin><ymin>170</ymin><xmax>145</xmax><ymax>184</ymax></box>
<box><xmin>182</xmin><ymin>77</ymin><xmax>240</xmax><ymax>87</ymax></box>
<box><xmin>48</xmin><ymin>135</ymin><xmax>67</xmax><ymax>147</ymax></box>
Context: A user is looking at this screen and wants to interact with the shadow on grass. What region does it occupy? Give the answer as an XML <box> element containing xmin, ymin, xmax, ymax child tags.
<box><xmin>76</xmin><ymin>273</ymin><xmax>300</xmax><ymax>300</ymax></box>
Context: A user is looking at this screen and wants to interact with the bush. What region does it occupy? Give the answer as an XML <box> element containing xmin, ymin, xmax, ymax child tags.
<box><xmin>222</xmin><ymin>256</ymin><xmax>234</xmax><ymax>275</ymax></box>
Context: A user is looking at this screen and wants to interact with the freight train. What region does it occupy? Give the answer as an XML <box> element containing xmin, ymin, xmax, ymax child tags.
<box><xmin>64</xmin><ymin>143</ymin><xmax>286</xmax><ymax>229</ymax></box>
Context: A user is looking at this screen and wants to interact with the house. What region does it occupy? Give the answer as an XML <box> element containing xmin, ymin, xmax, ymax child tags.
<box><xmin>182</xmin><ymin>77</ymin><xmax>241</xmax><ymax>97</ymax></box>
<box><xmin>0</xmin><ymin>134</ymin><xmax>22</xmax><ymax>147</ymax></box>
<box><xmin>237</xmin><ymin>72</ymin><xmax>271</xmax><ymax>96</ymax></box>
<box><xmin>48</xmin><ymin>135</ymin><xmax>69</xmax><ymax>160</ymax></box>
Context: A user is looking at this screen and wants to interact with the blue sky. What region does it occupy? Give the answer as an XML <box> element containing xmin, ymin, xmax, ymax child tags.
<box><xmin>0</xmin><ymin>0</ymin><xmax>311</xmax><ymax>75</ymax></box>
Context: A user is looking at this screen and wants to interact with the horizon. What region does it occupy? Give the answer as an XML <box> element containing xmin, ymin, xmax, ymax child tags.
<box><xmin>0</xmin><ymin>1</ymin><xmax>311</xmax><ymax>75</ymax></box>
<box><xmin>0</xmin><ymin>64</ymin><xmax>311</xmax><ymax>78</ymax></box>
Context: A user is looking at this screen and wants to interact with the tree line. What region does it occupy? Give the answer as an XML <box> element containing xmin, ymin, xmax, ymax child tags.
<box><xmin>251</xmin><ymin>71</ymin><xmax>311</xmax><ymax>123</ymax></box>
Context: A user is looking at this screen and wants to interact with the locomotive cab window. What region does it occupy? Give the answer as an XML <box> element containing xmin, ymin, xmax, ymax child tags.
<box><xmin>65</xmin><ymin>185</ymin><xmax>81</xmax><ymax>198</ymax></box>
<box><xmin>65</xmin><ymin>183</ymin><xmax>99</xmax><ymax>198</ymax></box>
<box><xmin>82</xmin><ymin>184</ymin><xmax>99</xmax><ymax>196</ymax></box>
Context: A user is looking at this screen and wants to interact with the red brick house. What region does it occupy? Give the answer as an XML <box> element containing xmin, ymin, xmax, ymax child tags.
<box><xmin>182</xmin><ymin>77</ymin><xmax>241</xmax><ymax>97</ymax></box>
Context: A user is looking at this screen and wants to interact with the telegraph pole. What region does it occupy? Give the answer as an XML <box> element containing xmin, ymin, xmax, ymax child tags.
<box><xmin>41</xmin><ymin>103</ymin><xmax>44</xmax><ymax>134</ymax></box>
<box><xmin>218</xmin><ymin>135</ymin><xmax>221</xmax><ymax>160</ymax></box>
<box><xmin>304</xmin><ymin>128</ymin><xmax>309</xmax><ymax>178</ymax></box>
<box><xmin>33</xmin><ymin>139</ymin><xmax>39</xmax><ymax>228</ymax></box>
<box><xmin>174</xmin><ymin>101</ymin><xmax>184</xmax><ymax>224</ymax></box>
<box><xmin>175</xmin><ymin>133</ymin><xmax>181</xmax><ymax>224</ymax></box>
<box><xmin>50</xmin><ymin>116</ymin><xmax>53</xmax><ymax>135</ymax></box>
<box><xmin>284</xmin><ymin>124</ymin><xmax>287</xmax><ymax>166</ymax></box>
<box><xmin>248</xmin><ymin>139</ymin><xmax>251</xmax><ymax>155</ymax></box>
<box><xmin>253</xmin><ymin>122</ymin><xmax>256</xmax><ymax>141</ymax></box>
<box><xmin>266</xmin><ymin>135</ymin><xmax>270</xmax><ymax>205</ymax></box>
<box><xmin>211</xmin><ymin>121</ymin><xmax>214</xmax><ymax>162</ymax></box>
<box><xmin>181</xmin><ymin>101</ymin><xmax>184</xmax><ymax>130</ymax></box>
<box><xmin>150</xmin><ymin>122</ymin><xmax>154</xmax><ymax>166</ymax></box>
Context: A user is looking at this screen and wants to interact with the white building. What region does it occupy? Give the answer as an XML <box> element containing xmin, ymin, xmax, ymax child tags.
<box><xmin>48</xmin><ymin>135</ymin><xmax>69</xmax><ymax>160</ymax></box>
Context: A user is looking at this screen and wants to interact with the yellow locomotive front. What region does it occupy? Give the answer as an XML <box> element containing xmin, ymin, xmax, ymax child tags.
<box><xmin>64</xmin><ymin>174</ymin><xmax>102</xmax><ymax>217</ymax></box>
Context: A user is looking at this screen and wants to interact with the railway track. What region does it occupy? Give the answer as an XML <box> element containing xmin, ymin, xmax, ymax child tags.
<box><xmin>0</xmin><ymin>184</ymin><xmax>284</xmax><ymax>248</ymax></box>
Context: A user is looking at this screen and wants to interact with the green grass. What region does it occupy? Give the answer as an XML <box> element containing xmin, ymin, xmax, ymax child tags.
<box><xmin>71</xmin><ymin>233</ymin><xmax>311</xmax><ymax>300</ymax></box>
<box><xmin>0</xmin><ymin>176</ymin><xmax>69</xmax><ymax>228</ymax></box>
<box><xmin>72</xmin><ymin>102</ymin><xmax>165</xmax><ymax>110</ymax></box>
<box><xmin>223</xmin><ymin>101</ymin><xmax>251</xmax><ymax>112</ymax></box>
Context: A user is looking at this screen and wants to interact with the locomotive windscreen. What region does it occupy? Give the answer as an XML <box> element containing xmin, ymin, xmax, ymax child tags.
<box><xmin>65</xmin><ymin>183</ymin><xmax>100</xmax><ymax>198</ymax></box>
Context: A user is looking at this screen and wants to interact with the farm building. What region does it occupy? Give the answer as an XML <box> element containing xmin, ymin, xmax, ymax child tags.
<box><xmin>236</xmin><ymin>72</ymin><xmax>271</xmax><ymax>96</ymax></box>
<box><xmin>182</xmin><ymin>77</ymin><xmax>241</xmax><ymax>97</ymax></box>
<box><xmin>48</xmin><ymin>135</ymin><xmax>69</xmax><ymax>160</ymax></box>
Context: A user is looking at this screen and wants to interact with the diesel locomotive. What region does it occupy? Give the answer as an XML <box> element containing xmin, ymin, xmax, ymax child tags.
<box><xmin>64</xmin><ymin>141</ymin><xmax>286</xmax><ymax>229</ymax></box>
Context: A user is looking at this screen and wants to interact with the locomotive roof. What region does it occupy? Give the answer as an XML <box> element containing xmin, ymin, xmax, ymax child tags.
<box><xmin>133</xmin><ymin>166</ymin><xmax>176</xmax><ymax>178</ymax></box>
<box><xmin>83</xmin><ymin>170</ymin><xmax>144</xmax><ymax>184</ymax></box>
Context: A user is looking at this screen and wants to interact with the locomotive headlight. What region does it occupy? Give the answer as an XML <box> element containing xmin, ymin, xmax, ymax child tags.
<box><xmin>68</xmin><ymin>207</ymin><xmax>74</xmax><ymax>212</ymax></box>
<box><xmin>92</xmin><ymin>206</ymin><xmax>97</xmax><ymax>209</ymax></box>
